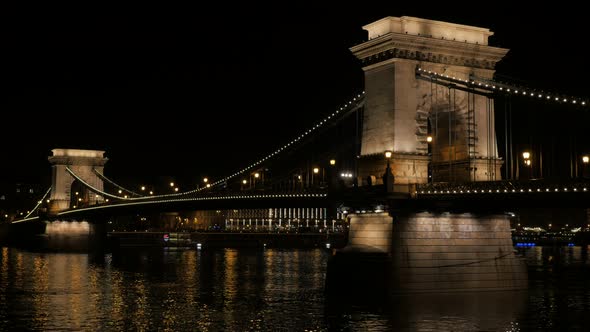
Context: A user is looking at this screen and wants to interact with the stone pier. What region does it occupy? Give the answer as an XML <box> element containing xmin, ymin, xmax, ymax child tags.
<box><xmin>334</xmin><ymin>211</ymin><xmax>527</xmax><ymax>294</ymax></box>
<box><xmin>391</xmin><ymin>212</ymin><xmax>527</xmax><ymax>292</ymax></box>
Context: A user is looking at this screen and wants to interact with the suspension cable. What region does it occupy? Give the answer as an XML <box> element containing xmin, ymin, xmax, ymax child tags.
<box><xmin>22</xmin><ymin>187</ymin><xmax>52</xmax><ymax>219</ymax></box>
<box><xmin>93</xmin><ymin>168</ymin><xmax>143</xmax><ymax>197</ymax></box>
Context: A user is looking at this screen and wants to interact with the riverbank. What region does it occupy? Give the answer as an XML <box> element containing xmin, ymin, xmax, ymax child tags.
<box><xmin>108</xmin><ymin>231</ymin><xmax>347</xmax><ymax>250</ymax></box>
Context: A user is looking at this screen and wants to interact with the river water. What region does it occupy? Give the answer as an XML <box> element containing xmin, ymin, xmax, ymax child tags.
<box><xmin>1</xmin><ymin>245</ymin><xmax>589</xmax><ymax>331</ymax></box>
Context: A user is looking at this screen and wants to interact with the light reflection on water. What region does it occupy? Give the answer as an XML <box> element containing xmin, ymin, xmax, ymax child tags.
<box><xmin>0</xmin><ymin>246</ymin><xmax>588</xmax><ymax>331</ymax></box>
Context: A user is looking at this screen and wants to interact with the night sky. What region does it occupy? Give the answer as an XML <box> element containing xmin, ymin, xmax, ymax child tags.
<box><xmin>2</xmin><ymin>4</ymin><xmax>589</xmax><ymax>188</ymax></box>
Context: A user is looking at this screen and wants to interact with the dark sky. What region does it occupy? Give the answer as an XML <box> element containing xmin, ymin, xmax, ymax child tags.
<box><xmin>2</xmin><ymin>4</ymin><xmax>589</xmax><ymax>187</ymax></box>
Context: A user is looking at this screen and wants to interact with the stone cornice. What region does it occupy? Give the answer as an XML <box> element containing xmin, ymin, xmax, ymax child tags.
<box><xmin>48</xmin><ymin>156</ymin><xmax>108</xmax><ymax>166</ymax></box>
<box><xmin>350</xmin><ymin>33</ymin><xmax>509</xmax><ymax>70</ymax></box>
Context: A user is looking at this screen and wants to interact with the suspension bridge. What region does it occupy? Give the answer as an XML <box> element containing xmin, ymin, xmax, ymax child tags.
<box><xmin>6</xmin><ymin>16</ymin><xmax>590</xmax><ymax>293</ymax></box>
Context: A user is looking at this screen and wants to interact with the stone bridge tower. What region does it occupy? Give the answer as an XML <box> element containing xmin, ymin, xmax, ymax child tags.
<box><xmin>47</xmin><ymin>149</ymin><xmax>108</xmax><ymax>213</ymax></box>
<box><xmin>350</xmin><ymin>16</ymin><xmax>509</xmax><ymax>191</ymax></box>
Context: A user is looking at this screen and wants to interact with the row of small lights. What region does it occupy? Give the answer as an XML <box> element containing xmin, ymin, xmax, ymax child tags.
<box><xmin>56</xmin><ymin>193</ymin><xmax>328</xmax><ymax>215</ymax></box>
<box><xmin>417</xmin><ymin>187</ymin><xmax>588</xmax><ymax>195</ymax></box>
<box><xmin>191</xmin><ymin>93</ymin><xmax>366</xmax><ymax>192</ymax></box>
<box><xmin>416</xmin><ymin>68</ymin><xmax>588</xmax><ymax>107</ymax></box>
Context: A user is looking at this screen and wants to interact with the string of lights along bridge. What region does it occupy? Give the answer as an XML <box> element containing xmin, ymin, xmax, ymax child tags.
<box><xmin>96</xmin><ymin>92</ymin><xmax>365</xmax><ymax>202</ymax></box>
<box><xmin>416</xmin><ymin>68</ymin><xmax>588</xmax><ymax>107</ymax></box>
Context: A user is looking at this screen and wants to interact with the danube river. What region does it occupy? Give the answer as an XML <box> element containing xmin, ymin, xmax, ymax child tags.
<box><xmin>1</xmin><ymin>246</ymin><xmax>589</xmax><ymax>331</ymax></box>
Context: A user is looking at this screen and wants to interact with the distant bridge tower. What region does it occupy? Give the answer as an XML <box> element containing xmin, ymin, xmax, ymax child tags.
<box><xmin>350</xmin><ymin>16</ymin><xmax>509</xmax><ymax>189</ymax></box>
<box><xmin>47</xmin><ymin>149</ymin><xmax>108</xmax><ymax>213</ymax></box>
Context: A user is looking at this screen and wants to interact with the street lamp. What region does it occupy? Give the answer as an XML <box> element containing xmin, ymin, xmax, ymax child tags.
<box><xmin>522</xmin><ymin>151</ymin><xmax>531</xmax><ymax>166</ymax></box>
<box><xmin>521</xmin><ymin>151</ymin><xmax>532</xmax><ymax>180</ymax></box>
<box><xmin>426</xmin><ymin>136</ymin><xmax>433</xmax><ymax>143</ymax></box>
<box><xmin>383</xmin><ymin>150</ymin><xmax>394</xmax><ymax>192</ymax></box>
<box><xmin>203</xmin><ymin>177</ymin><xmax>208</xmax><ymax>183</ymax></box>
<box><xmin>583</xmin><ymin>156</ymin><xmax>589</xmax><ymax>164</ymax></box>
<box><xmin>141</xmin><ymin>186</ymin><xmax>145</xmax><ymax>191</ymax></box>
<box><xmin>384</xmin><ymin>150</ymin><xmax>393</xmax><ymax>167</ymax></box>
<box><xmin>313</xmin><ymin>167</ymin><xmax>320</xmax><ymax>174</ymax></box>
<box><xmin>329</xmin><ymin>159</ymin><xmax>336</xmax><ymax>166</ymax></box>
<box><xmin>170</xmin><ymin>182</ymin><xmax>175</xmax><ymax>187</ymax></box>
<box><xmin>253</xmin><ymin>172</ymin><xmax>260</xmax><ymax>188</ymax></box>
<box><xmin>522</xmin><ymin>151</ymin><xmax>531</xmax><ymax>165</ymax></box>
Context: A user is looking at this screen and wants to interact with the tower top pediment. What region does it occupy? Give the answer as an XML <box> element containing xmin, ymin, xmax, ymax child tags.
<box><xmin>364</xmin><ymin>16</ymin><xmax>493</xmax><ymax>45</ymax></box>
<box><xmin>51</xmin><ymin>149</ymin><xmax>105</xmax><ymax>158</ymax></box>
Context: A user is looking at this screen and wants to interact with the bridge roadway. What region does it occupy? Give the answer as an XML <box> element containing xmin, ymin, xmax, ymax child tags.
<box><xmin>12</xmin><ymin>179</ymin><xmax>586</xmax><ymax>223</ymax></box>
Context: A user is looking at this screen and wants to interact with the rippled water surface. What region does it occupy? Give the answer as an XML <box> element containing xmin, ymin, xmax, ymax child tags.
<box><xmin>1</xmin><ymin>246</ymin><xmax>589</xmax><ymax>331</ymax></box>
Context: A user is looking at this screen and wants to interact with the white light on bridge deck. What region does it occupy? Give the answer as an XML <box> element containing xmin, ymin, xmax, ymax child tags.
<box><xmin>141</xmin><ymin>186</ymin><xmax>145</xmax><ymax>191</ymax></box>
<box><xmin>118</xmin><ymin>190</ymin><xmax>122</xmax><ymax>194</ymax></box>
<box><xmin>203</xmin><ymin>177</ymin><xmax>208</xmax><ymax>183</ymax></box>
<box><xmin>170</xmin><ymin>182</ymin><xmax>175</xmax><ymax>187</ymax></box>
<box><xmin>174</xmin><ymin>187</ymin><xmax>179</xmax><ymax>192</ymax></box>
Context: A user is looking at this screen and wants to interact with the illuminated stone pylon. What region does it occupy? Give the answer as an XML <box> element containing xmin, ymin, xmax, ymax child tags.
<box><xmin>350</xmin><ymin>16</ymin><xmax>508</xmax><ymax>190</ymax></box>
<box><xmin>47</xmin><ymin>149</ymin><xmax>108</xmax><ymax>213</ymax></box>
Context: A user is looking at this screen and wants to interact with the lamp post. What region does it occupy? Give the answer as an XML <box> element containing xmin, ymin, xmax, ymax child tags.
<box><xmin>426</xmin><ymin>136</ymin><xmax>433</xmax><ymax>182</ymax></box>
<box><xmin>328</xmin><ymin>159</ymin><xmax>339</xmax><ymax>190</ymax></box>
<box><xmin>582</xmin><ymin>155</ymin><xmax>589</xmax><ymax>178</ymax></box>
<box><xmin>312</xmin><ymin>167</ymin><xmax>319</xmax><ymax>187</ymax></box>
<box><xmin>383</xmin><ymin>150</ymin><xmax>394</xmax><ymax>193</ymax></box>
<box><xmin>522</xmin><ymin>151</ymin><xmax>532</xmax><ymax>180</ymax></box>
<box><xmin>253</xmin><ymin>172</ymin><xmax>260</xmax><ymax>189</ymax></box>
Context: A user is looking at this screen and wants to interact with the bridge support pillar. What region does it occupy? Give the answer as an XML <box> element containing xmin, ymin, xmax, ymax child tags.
<box><xmin>328</xmin><ymin>211</ymin><xmax>527</xmax><ymax>296</ymax></box>
<box><xmin>392</xmin><ymin>212</ymin><xmax>527</xmax><ymax>292</ymax></box>
<box><xmin>346</xmin><ymin>212</ymin><xmax>393</xmax><ymax>252</ymax></box>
